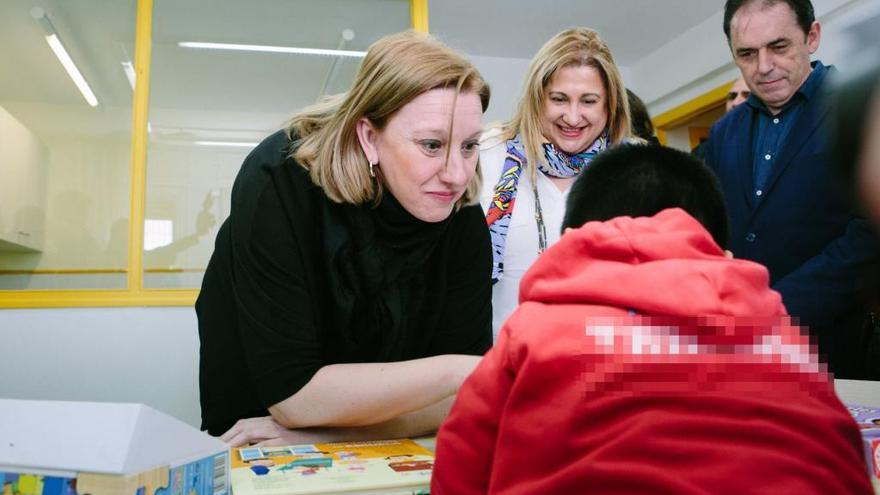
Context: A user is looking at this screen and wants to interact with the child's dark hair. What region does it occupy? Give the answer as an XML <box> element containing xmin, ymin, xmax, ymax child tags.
<box><xmin>562</xmin><ymin>144</ymin><xmax>729</xmax><ymax>248</ymax></box>
<box><xmin>626</xmin><ymin>89</ymin><xmax>660</xmax><ymax>145</ymax></box>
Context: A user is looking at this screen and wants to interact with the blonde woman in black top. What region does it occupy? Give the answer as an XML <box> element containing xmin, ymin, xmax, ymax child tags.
<box><xmin>197</xmin><ymin>32</ymin><xmax>492</xmax><ymax>445</ymax></box>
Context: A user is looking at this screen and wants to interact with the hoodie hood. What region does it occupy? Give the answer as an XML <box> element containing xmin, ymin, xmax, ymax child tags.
<box><xmin>520</xmin><ymin>208</ymin><xmax>785</xmax><ymax>318</ymax></box>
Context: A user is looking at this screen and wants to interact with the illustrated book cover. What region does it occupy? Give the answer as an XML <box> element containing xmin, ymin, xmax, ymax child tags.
<box><xmin>847</xmin><ymin>404</ymin><xmax>880</xmax><ymax>491</ymax></box>
<box><xmin>230</xmin><ymin>438</ymin><xmax>433</xmax><ymax>495</ymax></box>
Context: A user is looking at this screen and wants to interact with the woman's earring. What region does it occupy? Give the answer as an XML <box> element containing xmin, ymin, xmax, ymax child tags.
<box><xmin>369</xmin><ymin>161</ymin><xmax>376</xmax><ymax>178</ymax></box>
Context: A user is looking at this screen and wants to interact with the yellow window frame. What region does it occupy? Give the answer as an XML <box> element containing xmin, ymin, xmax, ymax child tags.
<box><xmin>0</xmin><ymin>0</ymin><xmax>428</xmax><ymax>308</ymax></box>
<box><xmin>652</xmin><ymin>79</ymin><xmax>736</xmax><ymax>146</ymax></box>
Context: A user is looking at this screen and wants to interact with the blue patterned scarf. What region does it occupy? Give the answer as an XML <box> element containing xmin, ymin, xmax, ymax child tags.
<box><xmin>485</xmin><ymin>132</ymin><xmax>609</xmax><ymax>282</ymax></box>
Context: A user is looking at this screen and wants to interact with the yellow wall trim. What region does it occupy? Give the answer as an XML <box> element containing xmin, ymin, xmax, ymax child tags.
<box><xmin>656</xmin><ymin>129</ymin><xmax>668</xmax><ymax>146</ymax></box>
<box><xmin>410</xmin><ymin>0</ymin><xmax>429</xmax><ymax>33</ymax></box>
<box><xmin>0</xmin><ymin>269</ymin><xmax>127</xmax><ymax>275</ymax></box>
<box><xmin>652</xmin><ymin>80</ymin><xmax>733</xmax><ymax>130</ymax></box>
<box><xmin>689</xmin><ymin>126</ymin><xmax>711</xmax><ymax>149</ymax></box>
<box><xmin>0</xmin><ymin>289</ymin><xmax>198</xmax><ymax>308</ymax></box>
<box><xmin>144</xmin><ymin>268</ymin><xmax>206</xmax><ymax>273</ymax></box>
<box><xmin>128</xmin><ymin>0</ymin><xmax>153</xmax><ymax>294</ymax></box>
<box><xmin>0</xmin><ymin>268</ymin><xmax>206</xmax><ymax>275</ymax></box>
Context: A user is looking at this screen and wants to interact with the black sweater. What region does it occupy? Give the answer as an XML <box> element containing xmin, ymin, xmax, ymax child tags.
<box><xmin>196</xmin><ymin>130</ymin><xmax>492</xmax><ymax>435</ymax></box>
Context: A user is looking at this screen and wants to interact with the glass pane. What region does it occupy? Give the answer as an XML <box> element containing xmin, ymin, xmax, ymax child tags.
<box><xmin>0</xmin><ymin>0</ymin><xmax>136</xmax><ymax>290</ymax></box>
<box><xmin>144</xmin><ymin>0</ymin><xmax>410</xmax><ymax>289</ymax></box>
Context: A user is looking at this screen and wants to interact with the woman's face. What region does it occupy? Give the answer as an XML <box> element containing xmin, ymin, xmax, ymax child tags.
<box><xmin>358</xmin><ymin>88</ymin><xmax>483</xmax><ymax>223</ymax></box>
<box><xmin>540</xmin><ymin>64</ymin><xmax>609</xmax><ymax>154</ymax></box>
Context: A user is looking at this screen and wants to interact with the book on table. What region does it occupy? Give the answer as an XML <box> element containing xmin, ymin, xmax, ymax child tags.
<box><xmin>230</xmin><ymin>438</ymin><xmax>433</xmax><ymax>495</ymax></box>
<box><xmin>847</xmin><ymin>404</ymin><xmax>880</xmax><ymax>491</ymax></box>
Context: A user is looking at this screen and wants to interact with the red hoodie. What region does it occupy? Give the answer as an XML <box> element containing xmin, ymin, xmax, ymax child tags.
<box><xmin>432</xmin><ymin>209</ymin><xmax>871</xmax><ymax>495</ymax></box>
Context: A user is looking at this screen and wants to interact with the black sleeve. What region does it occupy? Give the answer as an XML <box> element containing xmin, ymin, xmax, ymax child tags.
<box><xmin>429</xmin><ymin>204</ymin><xmax>493</xmax><ymax>355</ymax></box>
<box><xmin>228</xmin><ymin>155</ymin><xmax>324</xmax><ymax>408</ymax></box>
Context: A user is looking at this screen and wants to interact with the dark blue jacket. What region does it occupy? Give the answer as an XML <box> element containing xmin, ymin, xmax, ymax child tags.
<box><xmin>704</xmin><ymin>66</ymin><xmax>878</xmax><ymax>374</ymax></box>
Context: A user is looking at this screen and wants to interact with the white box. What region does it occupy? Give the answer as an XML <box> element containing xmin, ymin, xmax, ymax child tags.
<box><xmin>0</xmin><ymin>399</ymin><xmax>229</xmax><ymax>495</ymax></box>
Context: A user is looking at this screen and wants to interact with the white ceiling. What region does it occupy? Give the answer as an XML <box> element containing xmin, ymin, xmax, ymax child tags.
<box><xmin>430</xmin><ymin>0</ymin><xmax>722</xmax><ymax>65</ymax></box>
<box><xmin>0</xmin><ymin>0</ymin><xmax>727</xmax><ymax>144</ymax></box>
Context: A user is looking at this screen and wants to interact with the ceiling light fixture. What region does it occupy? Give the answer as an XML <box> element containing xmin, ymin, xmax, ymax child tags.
<box><xmin>31</xmin><ymin>7</ymin><xmax>99</xmax><ymax>107</ymax></box>
<box><xmin>320</xmin><ymin>29</ymin><xmax>356</xmax><ymax>96</ymax></box>
<box><xmin>121</xmin><ymin>60</ymin><xmax>136</xmax><ymax>91</ymax></box>
<box><xmin>178</xmin><ymin>41</ymin><xmax>366</xmax><ymax>58</ymax></box>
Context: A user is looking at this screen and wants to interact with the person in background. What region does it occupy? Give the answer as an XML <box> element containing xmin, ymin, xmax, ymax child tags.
<box><xmin>432</xmin><ymin>144</ymin><xmax>872</xmax><ymax>495</ymax></box>
<box><xmin>627</xmin><ymin>88</ymin><xmax>660</xmax><ymax>144</ymax></box>
<box><xmin>196</xmin><ymin>31</ymin><xmax>493</xmax><ymax>445</ymax></box>
<box><xmin>480</xmin><ymin>27</ymin><xmax>632</xmax><ymax>339</ymax></box>
<box><xmin>726</xmin><ymin>75</ymin><xmax>751</xmax><ymax>112</ymax></box>
<box><xmin>692</xmin><ymin>76</ymin><xmax>750</xmax><ymax>159</ymax></box>
<box><xmin>704</xmin><ymin>0</ymin><xmax>879</xmax><ymax>378</ymax></box>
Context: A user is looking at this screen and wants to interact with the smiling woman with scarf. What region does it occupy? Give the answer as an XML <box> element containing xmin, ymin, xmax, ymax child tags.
<box><xmin>481</xmin><ymin>27</ymin><xmax>633</xmax><ymax>337</ymax></box>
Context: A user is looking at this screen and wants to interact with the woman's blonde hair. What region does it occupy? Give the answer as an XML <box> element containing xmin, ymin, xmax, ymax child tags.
<box><xmin>501</xmin><ymin>27</ymin><xmax>631</xmax><ymax>179</ymax></box>
<box><xmin>287</xmin><ymin>31</ymin><xmax>490</xmax><ymax>207</ymax></box>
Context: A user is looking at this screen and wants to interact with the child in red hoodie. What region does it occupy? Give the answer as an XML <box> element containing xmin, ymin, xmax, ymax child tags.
<box><xmin>432</xmin><ymin>144</ymin><xmax>872</xmax><ymax>494</ymax></box>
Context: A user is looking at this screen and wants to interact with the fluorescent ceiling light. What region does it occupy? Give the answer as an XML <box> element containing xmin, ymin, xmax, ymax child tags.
<box><xmin>45</xmin><ymin>33</ymin><xmax>99</xmax><ymax>107</ymax></box>
<box><xmin>194</xmin><ymin>140</ymin><xmax>259</xmax><ymax>148</ymax></box>
<box><xmin>31</xmin><ymin>7</ymin><xmax>98</xmax><ymax>107</ymax></box>
<box><xmin>178</xmin><ymin>41</ymin><xmax>366</xmax><ymax>58</ymax></box>
<box><xmin>121</xmin><ymin>60</ymin><xmax>136</xmax><ymax>90</ymax></box>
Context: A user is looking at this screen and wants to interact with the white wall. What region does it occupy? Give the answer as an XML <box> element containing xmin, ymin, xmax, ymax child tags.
<box><xmin>470</xmin><ymin>54</ymin><xmax>531</xmax><ymax>124</ymax></box>
<box><xmin>0</xmin><ymin>307</ymin><xmax>202</xmax><ymax>427</ymax></box>
<box><xmin>664</xmin><ymin>127</ymin><xmax>693</xmax><ymax>152</ymax></box>
<box><xmin>0</xmin><ymin>105</ymin><xmax>48</xmax><ymax>252</ymax></box>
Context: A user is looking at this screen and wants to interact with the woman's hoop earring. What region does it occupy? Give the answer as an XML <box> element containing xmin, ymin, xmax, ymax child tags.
<box><xmin>369</xmin><ymin>161</ymin><xmax>376</xmax><ymax>178</ymax></box>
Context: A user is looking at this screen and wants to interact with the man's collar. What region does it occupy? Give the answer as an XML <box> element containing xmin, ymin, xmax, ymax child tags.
<box><xmin>746</xmin><ymin>60</ymin><xmax>828</xmax><ymax>115</ymax></box>
<box><xmin>799</xmin><ymin>60</ymin><xmax>827</xmax><ymax>100</ymax></box>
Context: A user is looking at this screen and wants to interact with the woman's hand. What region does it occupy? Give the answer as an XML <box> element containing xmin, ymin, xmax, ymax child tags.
<box><xmin>221</xmin><ymin>416</ymin><xmax>285</xmax><ymax>447</ymax></box>
<box><xmin>219</xmin><ymin>403</ymin><xmax>452</xmax><ymax>447</ymax></box>
<box><xmin>222</xmin><ymin>416</ymin><xmax>357</xmax><ymax>447</ymax></box>
<box><xmin>220</xmin><ymin>416</ymin><xmax>328</xmax><ymax>447</ymax></box>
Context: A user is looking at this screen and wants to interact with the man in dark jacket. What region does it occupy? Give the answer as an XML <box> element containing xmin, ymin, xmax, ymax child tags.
<box><xmin>704</xmin><ymin>0</ymin><xmax>879</xmax><ymax>378</ymax></box>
